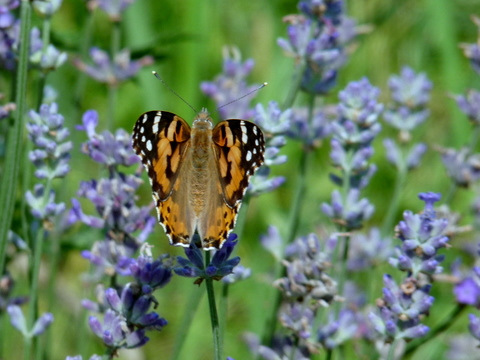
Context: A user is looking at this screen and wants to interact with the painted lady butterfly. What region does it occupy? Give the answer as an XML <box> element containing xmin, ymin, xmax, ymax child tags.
<box><xmin>132</xmin><ymin>108</ymin><xmax>265</xmax><ymax>250</ymax></box>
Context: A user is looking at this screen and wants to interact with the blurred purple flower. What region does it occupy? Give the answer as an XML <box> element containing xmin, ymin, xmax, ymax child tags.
<box><xmin>348</xmin><ymin>227</ymin><xmax>393</xmax><ymax>270</ymax></box>
<box><xmin>454</xmin><ymin>267</ymin><xmax>480</xmax><ymax>308</ymax></box>
<box><xmin>317</xmin><ymin>309</ymin><xmax>360</xmax><ymax>349</ymax></box>
<box><xmin>73</xmin><ymin>47</ymin><xmax>152</xmax><ymax>86</ymax></box>
<box><xmin>33</xmin><ymin>0</ymin><xmax>63</xmax><ymax>17</ymax></box>
<box><xmin>86</xmin><ymin>0</ymin><xmax>136</xmax><ymax>21</ymax></box>
<box><xmin>298</xmin><ymin>0</ymin><xmax>343</xmax><ymax>25</ymax></box>
<box><xmin>389</xmin><ymin>192</ymin><xmax>450</xmax><ymax>277</ymax></box>
<box><xmin>275</xmin><ymin>233</ymin><xmax>337</xmax><ymax>306</ymax></box>
<box><xmin>455</xmin><ymin>89</ymin><xmax>480</xmax><ymax>125</ymax></box>
<box><xmin>28</xmin><ymin>27</ymin><xmax>67</xmax><ymax>71</ymax></box>
<box><xmin>469</xmin><ymin>313</ymin><xmax>480</xmax><ymax>342</ymax></box>
<box><xmin>440</xmin><ymin>147</ymin><xmax>480</xmax><ymax>188</ymax></box>
<box><xmin>288</xmin><ymin>107</ymin><xmax>332</xmax><ymax>148</ymax></box>
<box><xmin>7</xmin><ymin>305</ymin><xmax>53</xmax><ymax>338</ymax></box>
<box><xmin>279</xmin><ymin>302</ymin><xmax>314</xmax><ymax>339</ymax></box>
<box><xmin>130</xmin><ymin>250</ymin><xmax>173</xmax><ymax>291</ymax></box>
<box><xmin>201</xmin><ymin>46</ymin><xmax>260</xmax><ymax>119</ymax></box>
<box><xmin>383</xmin><ymin>139</ymin><xmax>427</xmax><ymax>171</ymax></box>
<box><xmin>321</xmin><ymin>189</ymin><xmax>374</xmax><ymax>230</ymax></box>
<box><xmin>221</xmin><ymin>264</ymin><xmax>252</xmax><ymax>284</ymax></box>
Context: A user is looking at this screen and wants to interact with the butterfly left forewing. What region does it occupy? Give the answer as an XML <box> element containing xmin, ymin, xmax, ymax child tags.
<box><xmin>132</xmin><ymin>111</ymin><xmax>195</xmax><ymax>246</ymax></box>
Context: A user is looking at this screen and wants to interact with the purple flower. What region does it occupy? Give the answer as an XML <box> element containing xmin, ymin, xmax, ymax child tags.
<box><xmin>25</xmin><ymin>184</ymin><xmax>66</xmax><ymax>220</ymax></box>
<box><xmin>221</xmin><ymin>265</ymin><xmax>252</xmax><ymax>284</ymax></box>
<box><xmin>89</xmin><ymin>309</ymin><xmax>149</xmax><ymax>349</ymax></box>
<box><xmin>298</xmin><ymin>0</ymin><xmax>343</xmax><ymax>25</ymax></box>
<box><xmin>81</xmin><ymin>239</ymin><xmax>135</xmax><ymax>278</ymax></box>
<box><xmin>77</xmin><ymin>110</ymin><xmax>140</xmax><ymax>166</ymax></box>
<box><xmin>274</xmin><ymin>233</ymin><xmax>337</xmax><ymax>305</ymax></box>
<box><xmin>288</xmin><ymin>106</ymin><xmax>332</xmax><ymax>148</ymax></box>
<box><xmin>86</xmin><ymin>0</ymin><xmax>136</xmax><ymax>21</ymax></box>
<box><xmin>27</xmin><ymin>103</ymin><xmax>72</xmax><ymax>180</ymax></box>
<box><xmin>321</xmin><ymin>189</ymin><xmax>375</xmax><ymax>230</ymax></box>
<box><xmin>73</xmin><ymin>47</ymin><xmax>153</xmax><ymax>86</ymax></box>
<box><xmin>71</xmin><ymin>173</ymin><xmax>154</xmax><ymax>239</ymax></box>
<box><xmin>369</xmin><ymin>275</ymin><xmax>432</xmax><ymax>342</ymax></box>
<box><xmin>455</xmin><ymin>90</ymin><xmax>480</xmax><ymax>124</ymax></box>
<box><xmin>201</xmin><ymin>47</ymin><xmax>260</xmax><ymax>119</ymax></box>
<box><xmin>347</xmin><ymin>227</ymin><xmax>393</xmax><ymax>270</ymax></box>
<box><xmin>174</xmin><ymin>234</ymin><xmax>241</xmax><ymax>283</ymax></box>
<box><xmin>317</xmin><ymin>309</ymin><xmax>360</xmax><ymax>349</ymax></box>
<box><xmin>260</xmin><ymin>225</ymin><xmax>284</xmax><ymax>261</ymax></box>
<box><xmin>383</xmin><ymin>139</ymin><xmax>427</xmax><ymax>171</ymax></box>
<box><xmin>130</xmin><ymin>251</ymin><xmax>173</xmax><ymax>291</ymax></box>
<box><xmin>28</xmin><ymin>27</ymin><xmax>67</xmax><ymax>71</ymax></box>
<box><xmin>388</xmin><ymin>66</ymin><xmax>432</xmax><ymax>108</ymax></box>
<box><xmin>254</xmin><ymin>102</ymin><xmax>292</xmax><ymax>135</ymax></box>
<box><xmin>389</xmin><ymin>192</ymin><xmax>450</xmax><ymax>277</ymax></box>
<box><xmin>7</xmin><ymin>305</ymin><xmax>54</xmax><ymax>338</ymax></box>
<box><xmin>440</xmin><ymin>147</ymin><xmax>480</xmax><ymax>187</ymax></box>
<box><xmin>454</xmin><ymin>267</ymin><xmax>480</xmax><ymax>307</ymax></box>
<box><xmin>469</xmin><ymin>313</ymin><xmax>480</xmax><ymax>341</ymax></box>
<box><xmin>105</xmin><ymin>285</ymin><xmax>168</xmax><ymax>330</ymax></box>
<box><xmin>279</xmin><ymin>302</ymin><xmax>314</xmax><ymax>339</ymax></box>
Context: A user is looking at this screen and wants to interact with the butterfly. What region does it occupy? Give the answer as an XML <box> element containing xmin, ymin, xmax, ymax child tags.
<box><xmin>132</xmin><ymin>108</ymin><xmax>265</xmax><ymax>250</ymax></box>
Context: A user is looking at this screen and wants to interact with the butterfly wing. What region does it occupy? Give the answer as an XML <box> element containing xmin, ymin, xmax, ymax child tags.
<box><xmin>132</xmin><ymin>111</ymin><xmax>194</xmax><ymax>246</ymax></box>
<box><xmin>212</xmin><ymin>120</ymin><xmax>265</xmax><ymax>206</ymax></box>
<box><xmin>197</xmin><ymin>119</ymin><xmax>265</xmax><ymax>249</ymax></box>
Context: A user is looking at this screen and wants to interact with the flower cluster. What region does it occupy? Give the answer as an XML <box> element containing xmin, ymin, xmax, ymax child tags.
<box><xmin>277</xmin><ymin>0</ymin><xmax>356</xmax><ymax>94</ymax></box>
<box><xmin>368</xmin><ymin>275</ymin><xmax>432</xmax><ymax>342</ymax></box>
<box><xmin>70</xmin><ymin>110</ymin><xmax>155</xmax><ymax>280</ymax></box>
<box><xmin>288</xmin><ymin>106</ymin><xmax>333</xmax><ymax>149</ymax></box>
<box><xmin>250</xmin><ymin>101</ymin><xmax>291</xmax><ymax>196</ymax></box>
<box><xmin>73</xmin><ymin>47</ymin><xmax>153</xmax><ymax>86</ymax></box>
<box><xmin>25</xmin><ymin>103</ymin><xmax>71</xmax><ymax>221</ymax></box>
<box><xmin>201</xmin><ymin>46</ymin><xmax>262</xmax><ymax>120</ymax></box>
<box><xmin>321</xmin><ymin>78</ymin><xmax>382</xmax><ymax>230</ymax></box>
<box><xmin>382</xmin><ymin>67</ymin><xmax>431</xmax><ymax>171</ymax></box>
<box><xmin>175</xmin><ymin>234</ymin><xmax>241</xmax><ymax>284</ymax></box>
<box><xmin>389</xmin><ymin>192</ymin><xmax>450</xmax><ymax>277</ymax></box>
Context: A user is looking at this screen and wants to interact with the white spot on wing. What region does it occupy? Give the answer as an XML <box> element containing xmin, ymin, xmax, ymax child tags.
<box><xmin>246</xmin><ymin>150</ymin><xmax>252</xmax><ymax>161</ymax></box>
<box><xmin>142</xmin><ymin>114</ymin><xmax>148</xmax><ymax>123</ymax></box>
<box><xmin>141</xmin><ymin>135</ymin><xmax>146</xmax><ymax>142</ymax></box>
<box><xmin>146</xmin><ymin>140</ymin><xmax>152</xmax><ymax>151</ymax></box>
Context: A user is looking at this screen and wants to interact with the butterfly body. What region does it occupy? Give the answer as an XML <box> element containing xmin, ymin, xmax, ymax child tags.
<box><xmin>132</xmin><ymin>108</ymin><xmax>265</xmax><ymax>250</ymax></box>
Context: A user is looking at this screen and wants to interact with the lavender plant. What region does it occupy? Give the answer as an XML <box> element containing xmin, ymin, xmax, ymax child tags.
<box><xmin>2</xmin><ymin>1</ymin><xmax>480</xmax><ymax>359</ymax></box>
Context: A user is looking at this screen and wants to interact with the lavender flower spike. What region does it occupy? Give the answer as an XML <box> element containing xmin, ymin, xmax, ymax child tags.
<box><xmin>389</xmin><ymin>192</ymin><xmax>450</xmax><ymax>277</ymax></box>
<box><xmin>7</xmin><ymin>305</ymin><xmax>54</xmax><ymax>338</ymax></box>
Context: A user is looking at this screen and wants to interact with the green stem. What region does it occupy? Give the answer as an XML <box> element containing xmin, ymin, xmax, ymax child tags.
<box><xmin>381</xmin><ymin>165</ymin><xmax>407</xmax><ymax>236</ymax></box>
<box><xmin>205</xmin><ymin>251</ymin><xmax>222</xmax><ymax>360</ymax></box>
<box><xmin>170</xmin><ymin>286</ymin><xmax>204</xmax><ymax>360</ymax></box>
<box><xmin>219</xmin><ymin>283</ymin><xmax>229</xmax><ymax>352</ymax></box>
<box><xmin>386</xmin><ymin>339</ymin><xmax>398</xmax><ymax>360</ymax></box>
<box><xmin>0</xmin><ymin>0</ymin><xmax>31</xmax><ymax>275</ymax></box>
<box><xmin>282</xmin><ymin>62</ymin><xmax>305</xmax><ymax>109</ymax></box>
<box><xmin>404</xmin><ymin>303</ymin><xmax>466</xmax><ymax>356</ymax></box>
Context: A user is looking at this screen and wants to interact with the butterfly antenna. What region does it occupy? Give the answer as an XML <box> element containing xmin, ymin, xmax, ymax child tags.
<box><xmin>152</xmin><ymin>71</ymin><xmax>197</xmax><ymax>114</ymax></box>
<box><xmin>217</xmin><ymin>82</ymin><xmax>268</xmax><ymax>111</ymax></box>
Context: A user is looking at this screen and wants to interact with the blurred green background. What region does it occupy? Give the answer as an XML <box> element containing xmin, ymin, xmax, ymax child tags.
<box><xmin>3</xmin><ymin>0</ymin><xmax>480</xmax><ymax>359</ymax></box>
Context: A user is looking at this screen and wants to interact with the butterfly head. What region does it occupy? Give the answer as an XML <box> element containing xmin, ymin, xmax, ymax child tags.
<box><xmin>193</xmin><ymin>108</ymin><xmax>213</xmax><ymax>130</ymax></box>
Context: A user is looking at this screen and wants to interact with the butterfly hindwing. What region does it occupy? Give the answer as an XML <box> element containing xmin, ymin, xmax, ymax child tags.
<box><xmin>212</xmin><ymin>119</ymin><xmax>265</xmax><ymax>206</ymax></box>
